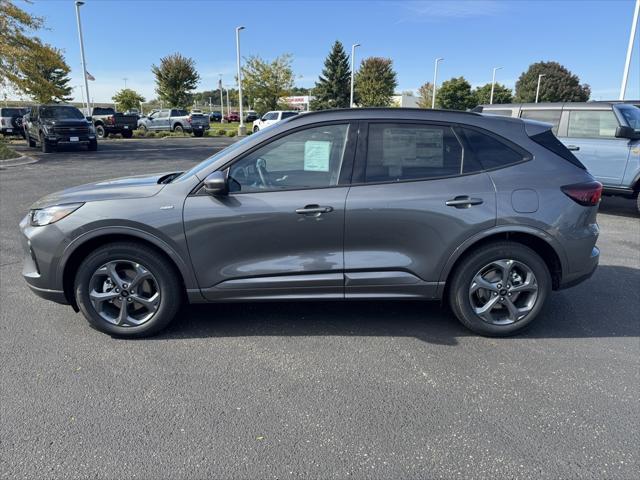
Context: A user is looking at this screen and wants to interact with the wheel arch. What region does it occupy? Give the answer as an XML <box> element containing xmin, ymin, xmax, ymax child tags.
<box><xmin>60</xmin><ymin>228</ymin><xmax>200</xmax><ymax>309</ymax></box>
<box><xmin>438</xmin><ymin>226</ymin><xmax>566</xmax><ymax>298</ymax></box>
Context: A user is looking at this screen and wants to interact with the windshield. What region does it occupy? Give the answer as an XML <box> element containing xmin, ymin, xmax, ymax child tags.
<box><xmin>174</xmin><ymin>130</ymin><xmax>269</xmax><ymax>181</ymax></box>
<box><xmin>616</xmin><ymin>104</ymin><xmax>640</xmax><ymax>130</ymax></box>
<box><xmin>41</xmin><ymin>106</ymin><xmax>85</xmax><ymax>120</ymax></box>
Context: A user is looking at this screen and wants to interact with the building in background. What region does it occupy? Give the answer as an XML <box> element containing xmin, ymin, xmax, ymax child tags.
<box><xmin>392</xmin><ymin>93</ymin><xmax>421</xmax><ymax>108</ymax></box>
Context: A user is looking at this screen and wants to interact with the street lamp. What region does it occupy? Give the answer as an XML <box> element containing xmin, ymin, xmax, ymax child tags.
<box><xmin>535</xmin><ymin>74</ymin><xmax>546</xmax><ymax>103</ymax></box>
<box><xmin>432</xmin><ymin>57</ymin><xmax>444</xmax><ymax>109</ymax></box>
<box><xmin>74</xmin><ymin>1</ymin><xmax>91</xmax><ymax>115</ymax></box>
<box><xmin>236</xmin><ymin>26</ymin><xmax>246</xmax><ymax>135</ymax></box>
<box><xmin>490</xmin><ymin>66</ymin><xmax>503</xmax><ymax>105</ymax></box>
<box><xmin>350</xmin><ymin>43</ymin><xmax>360</xmax><ymax>108</ymax></box>
<box><xmin>219</xmin><ymin>74</ymin><xmax>225</xmax><ymax>122</ymax></box>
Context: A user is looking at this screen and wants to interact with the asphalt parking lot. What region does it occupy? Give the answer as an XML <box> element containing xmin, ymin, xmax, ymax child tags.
<box><xmin>1</xmin><ymin>137</ymin><xmax>638</xmax><ymax>479</ymax></box>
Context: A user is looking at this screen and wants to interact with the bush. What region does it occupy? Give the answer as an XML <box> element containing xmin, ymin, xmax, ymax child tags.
<box><xmin>0</xmin><ymin>136</ymin><xmax>20</xmax><ymax>160</ymax></box>
<box><xmin>217</xmin><ymin>128</ymin><xmax>227</xmax><ymax>136</ymax></box>
<box><xmin>226</xmin><ymin>130</ymin><xmax>236</xmax><ymax>137</ymax></box>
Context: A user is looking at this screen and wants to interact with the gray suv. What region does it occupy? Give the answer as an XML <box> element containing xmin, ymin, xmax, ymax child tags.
<box><xmin>20</xmin><ymin>109</ymin><xmax>601</xmax><ymax>338</ymax></box>
<box><xmin>476</xmin><ymin>101</ymin><xmax>640</xmax><ymax>212</ymax></box>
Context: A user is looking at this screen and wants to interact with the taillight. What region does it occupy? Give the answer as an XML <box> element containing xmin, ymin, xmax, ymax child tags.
<box><xmin>107</xmin><ymin>115</ymin><xmax>115</xmax><ymax>125</ymax></box>
<box><xmin>561</xmin><ymin>181</ymin><xmax>603</xmax><ymax>206</ymax></box>
<box><xmin>187</xmin><ymin>115</ymin><xmax>192</xmax><ymax>124</ymax></box>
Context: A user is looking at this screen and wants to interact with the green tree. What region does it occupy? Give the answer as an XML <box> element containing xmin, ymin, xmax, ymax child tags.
<box><xmin>151</xmin><ymin>53</ymin><xmax>200</xmax><ymax>108</ymax></box>
<box><xmin>354</xmin><ymin>57</ymin><xmax>397</xmax><ymax>107</ymax></box>
<box><xmin>241</xmin><ymin>54</ymin><xmax>294</xmax><ymax>115</ymax></box>
<box><xmin>416</xmin><ymin>82</ymin><xmax>433</xmax><ymax>108</ymax></box>
<box><xmin>435</xmin><ymin>76</ymin><xmax>476</xmax><ymax>110</ymax></box>
<box><xmin>515</xmin><ymin>61</ymin><xmax>590</xmax><ymax>102</ymax></box>
<box><xmin>112</xmin><ymin>88</ymin><xmax>146</xmax><ymax>112</ymax></box>
<box><xmin>310</xmin><ymin>41</ymin><xmax>351</xmax><ymax>110</ymax></box>
<box><xmin>473</xmin><ymin>82</ymin><xmax>513</xmax><ymax>105</ymax></box>
<box><xmin>12</xmin><ymin>39</ymin><xmax>72</xmax><ymax>103</ymax></box>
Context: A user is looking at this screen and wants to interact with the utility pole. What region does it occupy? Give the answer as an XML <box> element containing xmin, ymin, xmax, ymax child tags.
<box><xmin>620</xmin><ymin>0</ymin><xmax>640</xmax><ymax>100</ymax></box>
<box><xmin>236</xmin><ymin>26</ymin><xmax>246</xmax><ymax>135</ymax></box>
<box><xmin>219</xmin><ymin>74</ymin><xmax>225</xmax><ymax>122</ymax></box>
<box><xmin>432</xmin><ymin>57</ymin><xmax>444</xmax><ymax>109</ymax></box>
<box><xmin>490</xmin><ymin>66</ymin><xmax>502</xmax><ymax>105</ymax></box>
<box><xmin>350</xmin><ymin>43</ymin><xmax>360</xmax><ymax>108</ymax></box>
<box><xmin>535</xmin><ymin>74</ymin><xmax>546</xmax><ymax>103</ymax></box>
<box><xmin>74</xmin><ymin>1</ymin><xmax>91</xmax><ymax>114</ymax></box>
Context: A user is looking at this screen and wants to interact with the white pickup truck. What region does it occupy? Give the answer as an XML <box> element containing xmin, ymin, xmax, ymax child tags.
<box><xmin>252</xmin><ymin>110</ymin><xmax>299</xmax><ymax>132</ymax></box>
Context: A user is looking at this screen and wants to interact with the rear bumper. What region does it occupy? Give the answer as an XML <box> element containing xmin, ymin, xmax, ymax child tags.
<box><xmin>558</xmin><ymin>246</ymin><xmax>599</xmax><ymax>290</ymax></box>
<box><xmin>1</xmin><ymin>127</ymin><xmax>23</xmax><ymax>136</ymax></box>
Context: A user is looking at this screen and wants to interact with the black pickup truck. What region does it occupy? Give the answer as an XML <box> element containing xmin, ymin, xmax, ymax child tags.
<box><xmin>24</xmin><ymin>104</ymin><xmax>97</xmax><ymax>153</ymax></box>
<box><xmin>90</xmin><ymin>107</ymin><xmax>138</xmax><ymax>139</ymax></box>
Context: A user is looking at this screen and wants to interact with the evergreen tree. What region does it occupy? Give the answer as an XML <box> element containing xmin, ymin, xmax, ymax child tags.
<box><xmin>13</xmin><ymin>40</ymin><xmax>72</xmax><ymax>103</ymax></box>
<box><xmin>515</xmin><ymin>61</ymin><xmax>590</xmax><ymax>102</ymax></box>
<box><xmin>435</xmin><ymin>76</ymin><xmax>476</xmax><ymax>110</ymax></box>
<box><xmin>112</xmin><ymin>88</ymin><xmax>146</xmax><ymax>112</ymax></box>
<box><xmin>354</xmin><ymin>57</ymin><xmax>397</xmax><ymax>107</ymax></box>
<box><xmin>151</xmin><ymin>53</ymin><xmax>200</xmax><ymax>108</ymax></box>
<box><xmin>310</xmin><ymin>41</ymin><xmax>351</xmax><ymax>110</ymax></box>
<box><xmin>473</xmin><ymin>82</ymin><xmax>513</xmax><ymax>105</ymax></box>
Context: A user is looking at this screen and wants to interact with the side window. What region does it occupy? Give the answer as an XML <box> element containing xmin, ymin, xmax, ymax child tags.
<box><xmin>159</xmin><ymin>111</ymin><xmax>169</xmax><ymax>118</ymax></box>
<box><xmin>520</xmin><ymin>109</ymin><xmax>561</xmax><ymax>134</ymax></box>
<box><xmin>263</xmin><ymin>112</ymin><xmax>276</xmax><ymax>121</ymax></box>
<box><xmin>282</xmin><ymin>112</ymin><xmax>298</xmax><ymax>119</ymax></box>
<box><xmin>364</xmin><ymin>123</ymin><xmax>465</xmax><ymax>183</ymax></box>
<box><xmin>461</xmin><ymin>128</ymin><xmax>527</xmax><ymax>170</ymax></box>
<box><xmin>483</xmin><ymin>109</ymin><xmax>513</xmax><ymax>117</ymax></box>
<box><xmin>567</xmin><ymin>110</ymin><xmax>619</xmax><ymax>138</ymax></box>
<box><xmin>229</xmin><ymin>124</ymin><xmax>350</xmax><ymax>193</ymax></box>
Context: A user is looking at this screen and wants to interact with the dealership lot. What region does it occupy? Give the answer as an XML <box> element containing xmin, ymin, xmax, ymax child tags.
<box><xmin>1</xmin><ymin>138</ymin><xmax>638</xmax><ymax>478</ymax></box>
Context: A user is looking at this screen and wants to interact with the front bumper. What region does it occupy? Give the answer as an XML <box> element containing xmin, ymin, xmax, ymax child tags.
<box><xmin>20</xmin><ymin>215</ymin><xmax>69</xmax><ymax>305</ymax></box>
<box><xmin>46</xmin><ymin>132</ymin><xmax>96</xmax><ymax>144</ymax></box>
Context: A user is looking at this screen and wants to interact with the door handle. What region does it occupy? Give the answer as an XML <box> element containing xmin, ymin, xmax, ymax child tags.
<box><xmin>295</xmin><ymin>205</ymin><xmax>334</xmax><ymax>215</ymax></box>
<box><xmin>446</xmin><ymin>196</ymin><xmax>484</xmax><ymax>208</ymax></box>
<box><xmin>566</xmin><ymin>145</ymin><xmax>580</xmax><ymax>151</ymax></box>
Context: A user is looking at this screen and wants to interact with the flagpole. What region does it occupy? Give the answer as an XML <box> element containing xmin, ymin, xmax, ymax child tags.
<box><xmin>74</xmin><ymin>1</ymin><xmax>91</xmax><ymax>115</ymax></box>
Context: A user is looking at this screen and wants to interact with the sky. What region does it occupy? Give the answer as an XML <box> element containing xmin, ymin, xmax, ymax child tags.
<box><xmin>12</xmin><ymin>0</ymin><xmax>640</xmax><ymax>103</ymax></box>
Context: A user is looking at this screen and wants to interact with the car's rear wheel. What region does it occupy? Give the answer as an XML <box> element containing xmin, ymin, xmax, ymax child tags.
<box><xmin>121</xmin><ymin>130</ymin><xmax>133</xmax><ymax>139</ymax></box>
<box><xmin>95</xmin><ymin>125</ymin><xmax>108</xmax><ymax>139</ymax></box>
<box><xmin>193</xmin><ymin>130</ymin><xmax>204</xmax><ymax>137</ymax></box>
<box><xmin>74</xmin><ymin>242</ymin><xmax>182</xmax><ymax>338</ymax></box>
<box><xmin>253</xmin><ymin>126</ymin><xmax>259</xmax><ymax>133</ymax></box>
<box><xmin>139</xmin><ymin>125</ymin><xmax>148</xmax><ymax>136</ymax></box>
<box><xmin>448</xmin><ymin>242</ymin><xmax>551</xmax><ymax>336</ymax></box>
<box><xmin>174</xmin><ymin>125</ymin><xmax>184</xmax><ymax>134</ymax></box>
<box><xmin>88</xmin><ymin>139</ymin><xmax>98</xmax><ymax>151</ymax></box>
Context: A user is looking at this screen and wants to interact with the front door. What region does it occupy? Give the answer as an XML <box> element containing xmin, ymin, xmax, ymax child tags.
<box><xmin>183</xmin><ymin>122</ymin><xmax>356</xmax><ymax>301</ymax></box>
<box><xmin>344</xmin><ymin>122</ymin><xmax>497</xmax><ymax>299</ymax></box>
<box><xmin>561</xmin><ymin>109</ymin><xmax>629</xmax><ymax>186</ymax></box>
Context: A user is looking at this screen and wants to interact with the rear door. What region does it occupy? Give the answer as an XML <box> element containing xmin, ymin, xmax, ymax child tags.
<box><xmin>183</xmin><ymin>122</ymin><xmax>357</xmax><ymax>301</ymax></box>
<box><xmin>344</xmin><ymin>121</ymin><xmax>497</xmax><ymax>299</ymax></box>
<box><xmin>560</xmin><ymin>108</ymin><xmax>628</xmax><ymax>185</ymax></box>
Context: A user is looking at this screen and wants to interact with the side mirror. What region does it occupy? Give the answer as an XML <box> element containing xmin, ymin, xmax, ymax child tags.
<box><xmin>203</xmin><ymin>171</ymin><xmax>228</xmax><ymax>196</ymax></box>
<box><xmin>85</xmin><ymin>116</ymin><xmax>92</xmax><ymax>121</ymax></box>
<box><xmin>615</xmin><ymin>125</ymin><xmax>640</xmax><ymax>140</ymax></box>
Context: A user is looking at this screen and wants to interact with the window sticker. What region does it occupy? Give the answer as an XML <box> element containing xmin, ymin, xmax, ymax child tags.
<box><xmin>304</xmin><ymin>140</ymin><xmax>331</xmax><ymax>171</ymax></box>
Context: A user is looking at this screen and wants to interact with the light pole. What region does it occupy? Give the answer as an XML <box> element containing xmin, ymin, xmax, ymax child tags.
<box><xmin>490</xmin><ymin>66</ymin><xmax>502</xmax><ymax>105</ymax></box>
<box><xmin>432</xmin><ymin>57</ymin><xmax>444</xmax><ymax>109</ymax></box>
<box><xmin>219</xmin><ymin>74</ymin><xmax>225</xmax><ymax>122</ymax></box>
<box><xmin>226</xmin><ymin>87</ymin><xmax>230</xmax><ymax>120</ymax></box>
<box><xmin>620</xmin><ymin>0</ymin><xmax>640</xmax><ymax>100</ymax></box>
<box><xmin>350</xmin><ymin>43</ymin><xmax>360</xmax><ymax>108</ymax></box>
<box><xmin>535</xmin><ymin>74</ymin><xmax>546</xmax><ymax>103</ymax></box>
<box><xmin>123</xmin><ymin>77</ymin><xmax>128</xmax><ymax>89</ymax></box>
<box><xmin>74</xmin><ymin>1</ymin><xmax>91</xmax><ymax>115</ymax></box>
<box><xmin>236</xmin><ymin>26</ymin><xmax>246</xmax><ymax>135</ymax></box>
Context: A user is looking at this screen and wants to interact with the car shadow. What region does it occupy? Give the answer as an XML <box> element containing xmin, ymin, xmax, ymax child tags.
<box><xmin>598</xmin><ymin>196</ymin><xmax>638</xmax><ymax>218</ymax></box>
<box><xmin>151</xmin><ymin>265</ymin><xmax>639</xmax><ymax>345</ymax></box>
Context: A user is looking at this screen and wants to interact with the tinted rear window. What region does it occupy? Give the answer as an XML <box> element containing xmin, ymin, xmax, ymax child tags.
<box><xmin>0</xmin><ymin>108</ymin><xmax>25</xmax><ymax>117</ymax></box>
<box><xmin>461</xmin><ymin>128</ymin><xmax>528</xmax><ymax>170</ymax></box>
<box><xmin>282</xmin><ymin>112</ymin><xmax>298</xmax><ymax>119</ymax></box>
<box><xmin>93</xmin><ymin>107</ymin><xmax>115</xmax><ymax>115</ymax></box>
<box><xmin>529</xmin><ymin>130</ymin><xmax>586</xmax><ymax>169</ymax></box>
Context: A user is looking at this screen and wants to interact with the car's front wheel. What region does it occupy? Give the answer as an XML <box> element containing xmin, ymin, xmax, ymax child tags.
<box><xmin>74</xmin><ymin>242</ymin><xmax>182</xmax><ymax>337</ymax></box>
<box><xmin>448</xmin><ymin>242</ymin><xmax>551</xmax><ymax>336</ymax></box>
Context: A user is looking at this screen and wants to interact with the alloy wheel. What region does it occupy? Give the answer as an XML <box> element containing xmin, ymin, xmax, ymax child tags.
<box><xmin>468</xmin><ymin>259</ymin><xmax>539</xmax><ymax>325</ymax></box>
<box><xmin>88</xmin><ymin>260</ymin><xmax>160</xmax><ymax>326</ymax></box>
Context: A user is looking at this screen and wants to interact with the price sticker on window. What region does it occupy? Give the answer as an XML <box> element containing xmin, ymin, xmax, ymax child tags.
<box><xmin>304</xmin><ymin>141</ymin><xmax>331</xmax><ymax>172</ymax></box>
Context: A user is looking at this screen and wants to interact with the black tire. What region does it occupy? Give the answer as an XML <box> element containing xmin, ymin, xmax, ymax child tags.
<box><xmin>74</xmin><ymin>242</ymin><xmax>182</xmax><ymax>338</ymax></box>
<box><xmin>253</xmin><ymin>126</ymin><xmax>259</xmax><ymax>133</ymax></box>
<box><xmin>193</xmin><ymin>130</ymin><xmax>204</xmax><ymax>137</ymax></box>
<box><xmin>121</xmin><ymin>130</ymin><xmax>133</xmax><ymax>139</ymax></box>
<box><xmin>448</xmin><ymin>241</ymin><xmax>551</xmax><ymax>337</ymax></box>
<box><xmin>174</xmin><ymin>124</ymin><xmax>184</xmax><ymax>134</ymax></box>
<box><xmin>88</xmin><ymin>139</ymin><xmax>98</xmax><ymax>151</ymax></box>
<box><xmin>27</xmin><ymin>134</ymin><xmax>36</xmax><ymax>148</ymax></box>
<box><xmin>40</xmin><ymin>133</ymin><xmax>54</xmax><ymax>153</ymax></box>
<box><xmin>139</xmin><ymin>125</ymin><xmax>148</xmax><ymax>137</ymax></box>
<box><xmin>95</xmin><ymin>125</ymin><xmax>108</xmax><ymax>139</ymax></box>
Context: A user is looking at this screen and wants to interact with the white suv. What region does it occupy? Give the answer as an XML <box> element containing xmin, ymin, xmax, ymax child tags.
<box><xmin>252</xmin><ymin>110</ymin><xmax>299</xmax><ymax>132</ymax></box>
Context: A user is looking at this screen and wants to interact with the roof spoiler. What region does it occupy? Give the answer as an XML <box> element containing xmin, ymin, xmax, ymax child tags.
<box><xmin>522</xmin><ymin>118</ymin><xmax>553</xmax><ymax>137</ymax></box>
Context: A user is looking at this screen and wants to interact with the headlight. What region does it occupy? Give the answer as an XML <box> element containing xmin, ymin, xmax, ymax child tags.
<box><xmin>88</xmin><ymin>124</ymin><xmax>96</xmax><ymax>134</ymax></box>
<box><xmin>30</xmin><ymin>203</ymin><xmax>84</xmax><ymax>226</ymax></box>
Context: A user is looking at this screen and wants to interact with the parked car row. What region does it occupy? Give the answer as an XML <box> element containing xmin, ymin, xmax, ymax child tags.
<box><xmin>137</xmin><ymin>109</ymin><xmax>210</xmax><ymax>137</ymax></box>
<box><xmin>475</xmin><ymin>101</ymin><xmax>640</xmax><ymax>212</ymax></box>
<box><xmin>0</xmin><ymin>107</ymin><xmax>29</xmax><ymax>138</ymax></box>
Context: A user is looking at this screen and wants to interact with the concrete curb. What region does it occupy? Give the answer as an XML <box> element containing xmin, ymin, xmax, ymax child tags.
<box><xmin>0</xmin><ymin>154</ymin><xmax>39</xmax><ymax>169</ymax></box>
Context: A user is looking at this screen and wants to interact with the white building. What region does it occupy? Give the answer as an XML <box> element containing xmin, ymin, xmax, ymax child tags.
<box><xmin>391</xmin><ymin>94</ymin><xmax>421</xmax><ymax>108</ymax></box>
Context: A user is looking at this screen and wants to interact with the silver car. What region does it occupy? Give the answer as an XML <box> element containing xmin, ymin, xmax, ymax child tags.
<box><xmin>20</xmin><ymin>109</ymin><xmax>601</xmax><ymax>338</ymax></box>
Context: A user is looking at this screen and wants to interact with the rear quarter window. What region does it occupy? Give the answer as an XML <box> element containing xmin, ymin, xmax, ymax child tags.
<box><xmin>529</xmin><ymin>130</ymin><xmax>585</xmax><ymax>169</ymax></box>
<box><xmin>461</xmin><ymin>128</ymin><xmax>530</xmax><ymax>170</ymax></box>
<box><xmin>520</xmin><ymin>109</ymin><xmax>561</xmax><ymax>134</ymax></box>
